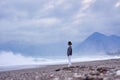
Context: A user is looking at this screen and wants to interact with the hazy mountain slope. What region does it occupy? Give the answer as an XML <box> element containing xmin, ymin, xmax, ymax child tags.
<box><xmin>76</xmin><ymin>32</ymin><xmax>120</xmax><ymax>55</ymax></box>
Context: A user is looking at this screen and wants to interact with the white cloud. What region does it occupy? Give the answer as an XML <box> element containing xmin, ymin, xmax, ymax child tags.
<box><xmin>0</xmin><ymin>17</ymin><xmax>62</xmax><ymax>44</ymax></box>
<box><xmin>0</xmin><ymin>51</ymin><xmax>35</xmax><ymax>66</ymax></box>
<box><xmin>41</xmin><ymin>0</ymin><xmax>73</xmax><ymax>14</ymax></box>
<box><xmin>71</xmin><ymin>0</ymin><xmax>96</xmax><ymax>25</ymax></box>
<box><xmin>18</xmin><ymin>18</ymin><xmax>61</xmax><ymax>27</ymax></box>
<box><xmin>41</xmin><ymin>1</ymin><xmax>55</xmax><ymax>12</ymax></box>
<box><xmin>115</xmin><ymin>0</ymin><xmax>120</xmax><ymax>8</ymax></box>
<box><xmin>0</xmin><ymin>51</ymin><xmax>65</xmax><ymax>66</ymax></box>
<box><xmin>0</xmin><ymin>51</ymin><xmax>120</xmax><ymax>67</ymax></box>
<box><xmin>81</xmin><ymin>0</ymin><xmax>96</xmax><ymax>11</ymax></box>
<box><xmin>0</xmin><ymin>17</ymin><xmax>61</xmax><ymax>28</ymax></box>
<box><xmin>0</xmin><ymin>51</ymin><xmax>68</xmax><ymax>67</ymax></box>
<box><xmin>0</xmin><ymin>0</ymin><xmax>120</xmax><ymax>44</ymax></box>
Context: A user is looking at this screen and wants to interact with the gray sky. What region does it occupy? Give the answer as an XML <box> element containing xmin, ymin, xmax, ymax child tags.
<box><xmin>0</xmin><ymin>0</ymin><xmax>120</xmax><ymax>44</ymax></box>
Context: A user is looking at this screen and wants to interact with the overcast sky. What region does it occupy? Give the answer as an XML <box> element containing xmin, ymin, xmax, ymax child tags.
<box><xmin>0</xmin><ymin>0</ymin><xmax>120</xmax><ymax>44</ymax></box>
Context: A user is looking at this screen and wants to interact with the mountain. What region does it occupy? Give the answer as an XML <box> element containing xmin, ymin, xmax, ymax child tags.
<box><xmin>76</xmin><ymin>32</ymin><xmax>120</xmax><ymax>55</ymax></box>
<box><xmin>0</xmin><ymin>41</ymin><xmax>67</xmax><ymax>57</ymax></box>
<box><xmin>0</xmin><ymin>32</ymin><xmax>120</xmax><ymax>57</ymax></box>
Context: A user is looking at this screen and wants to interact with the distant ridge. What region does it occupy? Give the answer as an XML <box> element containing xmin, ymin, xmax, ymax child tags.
<box><xmin>0</xmin><ymin>32</ymin><xmax>120</xmax><ymax>56</ymax></box>
<box><xmin>76</xmin><ymin>32</ymin><xmax>120</xmax><ymax>55</ymax></box>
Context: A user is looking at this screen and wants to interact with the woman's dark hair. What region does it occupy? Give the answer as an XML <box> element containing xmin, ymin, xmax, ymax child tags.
<box><xmin>68</xmin><ymin>41</ymin><xmax>72</xmax><ymax>45</ymax></box>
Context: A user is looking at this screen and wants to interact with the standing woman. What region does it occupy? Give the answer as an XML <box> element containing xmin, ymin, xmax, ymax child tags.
<box><xmin>67</xmin><ymin>41</ymin><xmax>72</xmax><ymax>67</ymax></box>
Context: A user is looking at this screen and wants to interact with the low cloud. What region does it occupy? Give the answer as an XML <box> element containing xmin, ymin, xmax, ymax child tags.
<box><xmin>0</xmin><ymin>51</ymin><xmax>36</xmax><ymax>66</ymax></box>
<box><xmin>0</xmin><ymin>51</ymin><xmax>69</xmax><ymax>67</ymax></box>
<box><xmin>0</xmin><ymin>51</ymin><xmax>120</xmax><ymax>67</ymax></box>
<box><xmin>0</xmin><ymin>0</ymin><xmax>120</xmax><ymax>44</ymax></box>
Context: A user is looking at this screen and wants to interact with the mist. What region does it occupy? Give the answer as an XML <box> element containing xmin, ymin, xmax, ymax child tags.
<box><xmin>0</xmin><ymin>51</ymin><xmax>120</xmax><ymax>67</ymax></box>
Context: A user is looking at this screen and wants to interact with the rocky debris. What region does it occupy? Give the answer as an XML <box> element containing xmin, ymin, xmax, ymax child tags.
<box><xmin>89</xmin><ymin>70</ymin><xmax>100</xmax><ymax>76</ymax></box>
<box><xmin>53</xmin><ymin>77</ymin><xmax>59</xmax><ymax>80</ymax></box>
<box><xmin>55</xmin><ymin>69</ymin><xmax>61</xmax><ymax>72</ymax></box>
<box><xmin>96</xmin><ymin>67</ymin><xmax>108</xmax><ymax>73</ymax></box>
<box><xmin>55</xmin><ymin>65</ymin><xmax>87</xmax><ymax>72</ymax></box>
<box><xmin>1</xmin><ymin>59</ymin><xmax>120</xmax><ymax>80</ymax></box>
<box><xmin>116</xmin><ymin>70</ymin><xmax>120</xmax><ymax>76</ymax></box>
<box><xmin>73</xmin><ymin>73</ymin><xmax>82</xmax><ymax>78</ymax></box>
